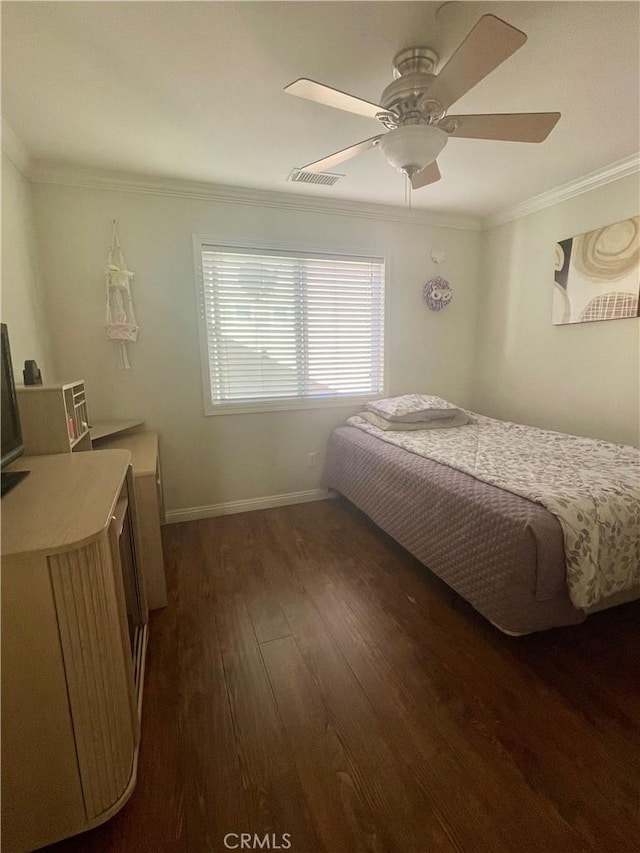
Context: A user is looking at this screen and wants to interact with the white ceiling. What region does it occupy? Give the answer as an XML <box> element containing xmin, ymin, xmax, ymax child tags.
<box><xmin>2</xmin><ymin>1</ymin><xmax>639</xmax><ymax>217</ymax></box>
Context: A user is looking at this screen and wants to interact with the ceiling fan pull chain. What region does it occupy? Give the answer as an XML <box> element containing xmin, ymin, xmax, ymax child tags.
<box><xmin>405</xmin><ymin>174</ymin><xmax>412</xmax><ymax>211</ymax></box>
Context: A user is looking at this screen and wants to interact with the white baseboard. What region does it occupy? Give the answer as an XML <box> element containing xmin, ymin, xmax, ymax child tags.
<box><xmin>164</xmin><ymin>487</ymin><xmax>335</xmax><ymax>524</ymax></box>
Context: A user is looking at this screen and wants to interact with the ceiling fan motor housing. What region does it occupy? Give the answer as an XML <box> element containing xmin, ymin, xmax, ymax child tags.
<box><xmin>380</xmin><ymin>47</ymin><xmax>445</xmax><ymax>127</ymax></box>
<box><xmin>392</xmin><ymin>47</ymin><xmax>439</xmax><ymax>78</ymax></box>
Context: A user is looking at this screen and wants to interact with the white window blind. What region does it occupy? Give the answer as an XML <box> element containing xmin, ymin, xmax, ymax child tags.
<box><xmin>197</xmin><ymin>245</ymin><xmax>385</xmax><ymax>410</ymax></box>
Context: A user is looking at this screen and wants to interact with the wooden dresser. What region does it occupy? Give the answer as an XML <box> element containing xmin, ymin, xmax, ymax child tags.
<box><xmin>1</xmin><ymin>451</ymin><xmax>148</xmax><ymax>851</ymax></box>
<box><xmin>13</xmin><ymin>385</ymin><xmax>168</xmax><ymax>613</ymax></box>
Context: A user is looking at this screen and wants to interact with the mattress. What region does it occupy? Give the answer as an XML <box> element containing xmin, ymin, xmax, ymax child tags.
<box><xmin>322</xmin><ymin>426</ymin><xmax>586</xmax><ymax>635</ymax></box>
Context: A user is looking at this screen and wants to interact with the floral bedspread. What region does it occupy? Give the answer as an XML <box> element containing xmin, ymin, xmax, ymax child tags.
<box><xmin>347</xmin><ymin>412</ymin><xmax>640</xmax><ymax>609</ymax></box>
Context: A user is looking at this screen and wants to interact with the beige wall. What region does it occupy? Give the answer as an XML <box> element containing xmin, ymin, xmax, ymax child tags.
<box><xmin>31</xmin><ymin>182</ymin><xmax>481</xmax><ymax>512</ymax></box>
<box><xmin>1</xmin><ymin>152</ymin><xmax>54</xmax><ymax>378</ymax></box>
<box><xmin>474</xmin><ymin>174</ymin><xmax>640</xmax><ymax>447</ymax></box>
<box><xmin>19</xmin><ymin>168</ymin><xmax>639</xmax><ymax>515</ymax></box>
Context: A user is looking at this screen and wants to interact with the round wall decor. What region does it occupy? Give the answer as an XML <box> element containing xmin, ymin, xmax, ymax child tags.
<box><xmin>423</xmin><ymin>276</ymin><xmax>453</xmax><ymax>311</ymax></box>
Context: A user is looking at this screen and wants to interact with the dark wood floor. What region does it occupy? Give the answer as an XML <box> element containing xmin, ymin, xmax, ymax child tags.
<box><xmin>44</xmin><ymin>498</ymin><xmax>640</xmax><ymax>853</ymax></box>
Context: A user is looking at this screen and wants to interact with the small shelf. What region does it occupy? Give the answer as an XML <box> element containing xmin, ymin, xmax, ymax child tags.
<box><xmin>91</xmin><ymin>420</ymin><xmax>145</xmax><ymax>442</ymax></box>
<box><xmin>70</xmin><ymin>429</ymin><xmax>91</xmax><ymax>450</ymax></box>
<box><xmin>16</xmin><ymin>380</ymin><xmax>93</xmax><ymax>457</ymax></box>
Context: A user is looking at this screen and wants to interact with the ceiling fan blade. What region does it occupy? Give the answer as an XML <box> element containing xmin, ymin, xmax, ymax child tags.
<box><xmin>446</xmin><ymin>112</ymin><xmax>561</xmax><ymax>142</ymax></box>
<box><xmin>301</xmin><ymin>135</ymin><xmax>383</xmax><ymax>173</ymax></box>
<box><xmin>411</xmin><ymin>161</ymin><xmax>441</xmax><ymax>190</ymax></box>
<box><xmin>428</xmin><ymin>15</ymin><xmax>527</xmax><ymax>110</ymax></box>
<box><xmin>284</xmin><ymin>78</ymin><xmax>383</xmax><ymax>120</ymax></box>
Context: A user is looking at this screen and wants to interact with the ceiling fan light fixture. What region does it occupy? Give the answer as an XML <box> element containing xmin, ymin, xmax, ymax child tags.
<box><xmin>379</xmin><ymin>124</ymin><xmax>448</xmax><ymax>178</ymax></box>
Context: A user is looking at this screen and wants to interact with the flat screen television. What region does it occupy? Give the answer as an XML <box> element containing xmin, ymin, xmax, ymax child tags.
<box><xmin>1</xmin><ymin>324</ymin><xmax>29</xmax><ymax>495</ymax></box>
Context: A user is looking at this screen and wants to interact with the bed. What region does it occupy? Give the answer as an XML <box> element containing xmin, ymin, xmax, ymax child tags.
<box><xmin>322</xmin><ymin>399</ymin><xmax>640</xmax><ymax>635</ymax></box>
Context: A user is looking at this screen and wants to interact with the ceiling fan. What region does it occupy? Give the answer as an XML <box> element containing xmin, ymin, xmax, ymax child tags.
<box><xmin>284</xmin><ymin>14</ymin><xmax>560</xmax><ymax>189</ymax></box>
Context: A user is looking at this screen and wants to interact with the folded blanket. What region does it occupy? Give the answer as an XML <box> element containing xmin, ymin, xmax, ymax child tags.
<box><xmin>359</xmin><ymin>411</ymin><xmax>470</xmax><ymax>431</ymax></box>
<box><xmin>367</xmin><ymin>394</ymin><xmax>469</xmax><ymax>425</ymax></box>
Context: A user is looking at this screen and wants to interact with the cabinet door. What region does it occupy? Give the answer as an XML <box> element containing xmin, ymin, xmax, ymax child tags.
<box><xmin>114</xmin><ymin>496</ymin><xmax>145</xmax><ymax>648</ymax></box>
<box><xmin>1</xmin><ymin>554</ymin><xmax>86</xmax><ymax>852</ymax></box>
<box><xmin>109</xmin><ymin>514</ymin><xmax>143</xmax><ymax>743</ymax></box>
<box><xmin>124</xmin><ymin>466</ymin><xmax>149</xmax><ymax>621</ymax></box>
<box><xmin>49</xmin><ymin>534</ymin><xmax>136</xmax><ymax>820</ymax></box>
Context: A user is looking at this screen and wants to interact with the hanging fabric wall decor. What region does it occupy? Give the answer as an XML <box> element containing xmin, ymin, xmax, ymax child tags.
<box><xmin>105</xmin><ymin>220</ymin><xmax>139</xmax><ymax>369</ymax></box>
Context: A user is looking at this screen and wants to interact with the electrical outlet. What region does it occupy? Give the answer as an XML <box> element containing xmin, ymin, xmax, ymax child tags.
<box><xmin>307</xmin><ymin>452</ymin><xmax>319</xmax><ymax>467</ymax></box>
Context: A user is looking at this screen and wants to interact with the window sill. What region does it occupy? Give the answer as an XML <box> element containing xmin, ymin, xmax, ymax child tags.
<box><xmin>204</xmin><ymin>395</ymin><xmax>382</xmax><ymax>417</ymax></box>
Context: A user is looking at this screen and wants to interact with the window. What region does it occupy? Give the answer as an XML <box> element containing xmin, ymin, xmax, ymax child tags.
<box><xmin>195</xmin><ymin>241</ymin><xmax>385</xmax><ymax>414</ymax></box>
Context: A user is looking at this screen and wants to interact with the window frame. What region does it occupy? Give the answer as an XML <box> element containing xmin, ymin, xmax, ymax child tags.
<box><xmin>193</xmin><ymin>235</ymin><xmax>389</xmax><ymax>416</ymax></box>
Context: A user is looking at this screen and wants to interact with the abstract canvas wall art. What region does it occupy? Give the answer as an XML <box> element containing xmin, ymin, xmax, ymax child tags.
<box><xmin>552</xmin><ymin>216</ymin><xmax>639</xmax><ymax>325</ymax></box>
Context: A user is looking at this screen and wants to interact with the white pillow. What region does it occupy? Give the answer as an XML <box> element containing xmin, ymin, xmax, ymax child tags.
<box><xmin>359</xmin><ymin>410</ymin><xmax>470</xmax><ymax>431</ymax></box>
<box><xmin>367</xmin><ymin>394</ymin><xmax>464</xmax><ymax>423</ymax></box>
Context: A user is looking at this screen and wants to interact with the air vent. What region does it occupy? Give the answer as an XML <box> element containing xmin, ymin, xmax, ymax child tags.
<box><xmin>288</xmin><ymin>168</ymin><xmax>343</xmax><ymax>186</ymax></box>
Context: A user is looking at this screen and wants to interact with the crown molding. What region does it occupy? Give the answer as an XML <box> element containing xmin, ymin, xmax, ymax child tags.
<box><xmin>28</xmin><ymin>160</ymin><xmax>483</xmax><ymax>231</ymax></box>
<box><xmin>1</xmin><ymin>119</ymin><xmax>32</xmax><ymax>176</ymax></box>
<box><xmin>483</xmin><ymin>153</ymin><xmax>640</xmax><ymax>229</ymax></box>
<box><xmin>25</xmin><ymin>153</ymin><xmax>639</xmax><ymax>232</ymax></box>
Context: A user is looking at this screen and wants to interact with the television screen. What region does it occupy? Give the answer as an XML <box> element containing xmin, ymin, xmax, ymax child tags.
<box><xmin>1</xmin><ymin>323</ymin><xmax>25</xmax><ymax>469</ymax></box>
